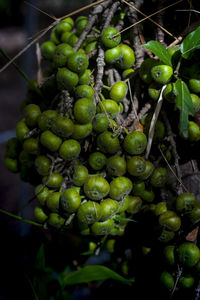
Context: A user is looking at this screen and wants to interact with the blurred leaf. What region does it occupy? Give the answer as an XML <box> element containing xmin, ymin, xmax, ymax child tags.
<box><xmin>175</xmin><ymin>79</ymin><xmax>195</xmax><ymax>138</ymax></box>
<box><xmin>35</xmin><ymin>244</ymin><xmax>45</xmax><ymax>270</ymax></box>
<box><xmin>143</xmin><ymin>41</ymin><xmax>172</xmax><ymax>66</ymax></box>
<box><xmin>0</xmin><ymin>0</ymin><xmax>10</xmax><ymax>10</ymax></box>
<box><xmin>60</xmin><ymin>265</ymin><xmax>134</xmax><ymax>287</ymax></box>
<box><xmin>114</xmin><ymin>215</ymin><xmax>136</xmax><ymax>223</ymax></box>
<box><xmin>180</xmin><ymin>26</ymin><xmax>200</xmax><ymax>59</ymax></box>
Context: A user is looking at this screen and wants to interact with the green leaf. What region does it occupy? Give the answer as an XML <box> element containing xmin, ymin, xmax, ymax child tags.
<box><xmin>180</xmin><ymin>26</ymin><xmax>200</xmax><ymax>59</ymax></box>
<box><xmin>114</xmin><ymin>215</ymin><xmax>136</xmax><ymax>223</ymax></box>
<box><xmin>35</xmin><ymin>244</ymin><xmax>46</xmax><ymax>270</ymax></box>
<box><xmin>175</xmin><ymin>79</ymin><xmax>195</xmax><ymax>138</ymax></box>
<box><xmin>143</xmin><ymin>41</ymin><xmax>172</xmax><ymax>66</ymax></box>
<box><xmin>60</xmin><ymin>265</ymin><xmax>134</xmax><ymax>287</ymax></box>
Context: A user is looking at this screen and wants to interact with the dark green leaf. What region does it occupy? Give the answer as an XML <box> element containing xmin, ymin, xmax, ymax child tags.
<box><xmin>143</xmin><ymin>41</ymin><xmax>172</xmax><ymax>66</ymax></box>
<box><xmin>60</xmin><ymin>265</ymin><xmax>134</xmax><ymax>287</ymax></box>
<box><xmin>175</xmin><ymin>79</ymin><xmax>195</xmax><ymax>138</ymax></box>
<box><xmin>35</xmin><ymin>244</ymin><xmax>45</xmax><ymax>270</ymax></box>
<box><xmin>180</xmin><ymin>26</ymin><xmax>200</xmax><ymax>59</ymax></box>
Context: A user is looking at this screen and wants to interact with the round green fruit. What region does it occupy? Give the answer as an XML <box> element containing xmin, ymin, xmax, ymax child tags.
<box><xmin>67</xmin><ymin>52</ymin><xmax>89</xmax><ymax>74</ymax></box>
<box><xmin>127</xmin><ymin>156</ymin><xmax>146</xmax><ymax>177</ymax></box>
<box><xmin>138</xmin><ymin>160</ymin><xmax>154</xmax><ymax>180</ymax></box>
<box><xmin>40</xmin><ymin>130</ymin><xmax>62</xmax><ymax>152</ymax></box>
<box><xmin>59</xmin><ymin>139</ymin><xmax>81</xmax><ymax>161</ymax></box>
<box><xmin>109</xmin><ymin>81</ymin><xmax>128</xmax><ymax>102</ymax></box>
<box><xmin>123</xmin><ymin>131</ymin><xmax>147</xmax><ymax>155</ymax></box>
<box><xmin>91</xmin><ymin>219</ymin><xmax>115</xmax><ymax>235</ymax></box>
<box><xmin>61</xmin><ymin>188</ymin><xmax>81</xmax><ymax>213</ymax></box>
<box><xmin>16</xmin><ymin>119</ymin><xmax>29</xmax><ymax>141</ymax></box>
<box><xmin>72</xmin><ymin>165</ymin><xmax>88</xmax><ymax>186</ymax></box>
<box><xmin>43</xmin><ymin>172</ymin><xmax>63</xmax><ymax>189</ymax></box>
<box><xmin>177</xmin><ymin>242</ymin><xmax>200</xmax><ymax>267</ymax></box>
<box><xmin>140</xmin><ymin>189</ymin><xmax>155</xmax><ymax>202</ymax></box>
<box><xmin>109</xmin><ymin>176</ymin><xmax>132</xmax><ymax>201</ymax></box>
<box><xmin>23</xmin><ymin>138</ymin><xmax>40</xmax><ymax>155</ymax></box>
<box><xmin>84</xmin><ymin>176</ymin><xmax>110</xmax><ymax>200</ymax></box>
<box><xmin>163</xmin><ymin>245</ymin><xmax>175</xmax><ymax>265</ymax></box>
<box><xmin>176</xmin><ymin>193</ymin><xmax>195</xmax><ymax>213</ymax></box>
<box><xmin>188</xmin><ymin>121</ymin><xmax>200</xmax><ymax>142</ymax></box>
<box><xmin>159</xmin><ymin>210</ymin><xmax>181</xmax><ymax>231</ymax></box>
<box><xmin>71</xmin><ymin>122</ymin><xmax>93</xmax><ymax>140</ymax></box>
<box><xmin>46</xmin><ymin>191</ymin><xmax>61</xmax><ymax>212</ymax></box>
<box><xmin>93</xmin><ymin>113</ymin><xmax>109</xmax><ymax>133</ymax></box>
<box><xmin>34</xmin><ymin>155</ymin><xmax>51</xmax><ymax>176</ymax></box>
<box><xmin>77</xmin><ymin>201</ymin><xmax>102</xmax><ymax>224</ymax></box>
<box><xmin>179</xmin><ymin>275</ymin><xmax>195</xmax><ymax>289</ymax></box>
<box><xmin>116</xmin><ymin>44</ymin><xmax>135</xmax><ymax>69</ymax></box>
<box><xmin>37</xmin><ymin>110</ymin><xmax>59</xmax><ymax>132</ymax></box>
<box><xmin>126</xmin><ymin>196</ymin><xmax>142</xmax><ymax>214</ymax></box>
<box><xmin>139</xmin><ymin>58</ymin><xmax>160</xmax><ymax>84</ymax></box>
<box><xmin>40</xmin><ymin>41</ymin><xmax>56</xmax><ymax>61</ymax></box>
<box><xmin>160</xmin><ymin>271</ymin><xmax>174</xmax><ymax>290</ymax></box>
<box><xmin>79</xmin><ymin>69</ymin><xmax>92</xmax><ymax>85</ymax></box>
<box><xmin>150</xmin><ymin>167</ymin><xmax>167</xmax><ymax>188</ymax></box>
<box><xmin>53</xmin><ymin>43</ymin><xmax>74</xmax><ymax>67</ymax></box>
<box><xmin>23</xmin><ymin>104</ymin><xmax>41</xmax><ymax>128</ymax></box>
<box><xmin>101</xmin><ymin>27</ymin><xmax>121</xmax><ymax>49</ymax></box>
<box><xmin>74</xmin><ymin>85</ymin><xmax>94</xmax><ymax>100</ymax></box>
<box><xmin>48</xmin><ymin>213</ymin><xmax>65</xmax><ymax>229</ymax></box>
<box><xmin>34</xmin><ymin>206</ymin><xmax>48</xmax><ymax>223</ymax></box>
<box><xmin>100</xmin><ymin>198</ymin><xmax>118</xmax><ymax>221</ymax></box>
<box><xmin>74</xmin><ymin>98</ymin><xmax>96</xmax><ymax>124</ymax></box>
<box><xmin>163</xmin><ymin>83</ymin><xmax>177</xmax><ymax>103</ymax></box>
<box><xmin>97</xmin><ymin>131</ymin><xmax>120</xmax><ymax>154</ymax></box>
<box><xmin>35</xmin><ymin>184</ymin><xmax>50</xmax><ymax>206</ymax></box>
<box><xmin>51</xmin><ymin>116</ymin><xmax>74</xmax><ymax>138</ymax></box>
<box><xmin>106</xmin><ymin>155</ymin><xmax>126</xmax><ymax>177</ymax></box>
<box><xmin>105</xmin><ymin>46</ymin><xmax>122</xmax><ymax>64</ymax></box>
<box><xmin>88</xmin><ymin>152</ymin><xmax>107</xmax><ymax>171</ymax></box>
<box><xmin>188</xmin><ymin>78</ymin><xmax>200</xmax><ymax>93</ymax></box>
<box><xmin>97</xmin><ymin>99</ymin><xmax>119</xmax><ymax>119</ymax></box>
<box><xmin>4</xmin><ymin>157</ymin><xmax>19</xmax><ymax>173</ymax></box>
<box><xmin>191</xmin><ymin>93</ymin><xmax>200</xmax><ymax>113</ymax></box>
<box><xmin>151</xmin><ymin>65</ymin><xmax>173</xmax><ymax>84</ymax></box>
<box><xmin>56</xmin><ymin>67</ymin><xmax>79</xmax><ymax>91</ymax></box>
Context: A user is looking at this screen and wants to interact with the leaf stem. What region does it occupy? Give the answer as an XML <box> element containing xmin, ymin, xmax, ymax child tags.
<box><xmin>0</xmin><ymin>208</ymin><xmax>43</xmax><ymax>227</ymax></box>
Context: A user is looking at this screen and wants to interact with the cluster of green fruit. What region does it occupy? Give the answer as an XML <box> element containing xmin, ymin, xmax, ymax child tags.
<box><xmin>4</xmin><ymin>15</ymin><xmax>171</xmax><ymax>236</ymax></box>
<box><xmin>139</xmin><ymin>49</ymin><xmax>200</xmax><ymax>142</ymax></box>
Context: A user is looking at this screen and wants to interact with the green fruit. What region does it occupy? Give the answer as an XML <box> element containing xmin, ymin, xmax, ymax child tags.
<box><xmin>56</xmin><ymin>67</ymin><xmax>79</xmax><ymax>91</ymax></box>
<box><xmin>68</xmin><ymin>33</ymin><xmax>79</xmax><ymax>47</ymax></box>
<box><xmin>19</xmin><ymin>150</ymin><xmax>34</xmax><ymax>168</ymax></box>
<box><xmin>101</xmin><ymin>27</ymin><xmax>121</xmax><ymax>49</ymax></box>
<box><xmin>23</xmin><ymin>138</ymin><xmax>40</xmax><ymax>155</ymax></box>
<box><xmin>16</xmin><ymin>118</ymin><xmax>29</xmax><ymax>141</ymax></box>
<box><xmin>191</xmin><ymin>93</ymin><xmax>200</xmax><ymax>112</ymax></box>
<box><xmin>126</xmin><ymin>196</ymin><xmax>142</xmax><ymax>214</ymax></box>
<box><xmin>163</xmin><ymin>83</ymin><xmax>177</xmax><ymax>103</ymax></box>
<box><xmin>122</xmin><ymin>68</ymin><xmax>135</xmax><ymax>79</ymax></box>
<box><xmin>24</xmin><ymin>104</ymin><xmax>41</xmax><ymax>128</ymax></box>
<box><xmin>109</xmin><ymin>81</ymin><xmax>128</xmax><ymax>102</ymax></box>
<box><xmin>77</xmin><ymin>201</ymin><xmax>102</xmax><ymax>224</ymax></box>
<box><xmin>67</xmin><ymin>52</ymin><xmax>89</xmax><ymax>74</ymax></box>
<box><xmin>4</xmin><ymin>157</ymin><xmax>19</xmax><ymax>173</ymax></box>
<box><xmin>155</xmin><ymin>202</ymin><xmax>167</xmax><ymax>216</ymax></box>
<box><xmin>160</xmin><ymin>271</ymin><xmax>174</xmax><ymax>290</ymax></box>
<box><xmin>188</xmin><ymin>77</ymin><xmax>200</xmax><ymax>93</ymax></box>
<box><xmin>105</xmin><ymin>46</ymin><xmax>122</xmax><ymax>64</ymax></box>
<box><xmin>123</xmin><ymin>131</ymin><xmax>147</xmax><ymax>155</ymax></box>
<box><xmin>97</xmin><ymin>99</ymin><xmax>119</xmax><ymax>119</ymax></box>
<box><xmin>74</xmin><ymin>98</ymin><xmax>96</xmax><ymax>124</ymax></box>
<box><xmin>34</xmin><ymin>155</ymin><xmax>51</xmax><ymax>176</ymax></box>
<box><xmin>40</xmin><ymin>130</ymin><xmax>62</xmax><ymax>152</ymax></box>
<box><xmin>34</xmin><ymin>206</ymin><xmax>48</xmax><ymax>223</ymax></box>
<box><xmin>158</xmin><ymin>229</ymin><xmax>175</xmax><ymax>243</ymax></box>
<box><xmin>72</xmin><ymin>165</ymin><xmax>88</xmax><ymax>186</ymax></box>
<box><xmin>109</xmin><ymin>176</ymin><xmax>132</xmax><ymax>201</ymax></box>
<box><xmin>59</xmin><ymin>139</ymin><xmax>81</xmax><ymax>161</ymax></box>
<box><xmin>139</xmin><ymin>58</ymin><xmax>160</xmax><ymax>84</ymax></box>
<box><xmin>97</xmin><ymin>131</ymin><xmax>120</xmax><ymax>154</ymax></box>
<box><xmin>88</xmin><ymin>152</ymin><xmax>107</xmax><ymax>170</ymax></box>
<box><xmin>132</xmin><ymin>181</ymin><xmax>145</xmax><ymax>196</ymax></box>
<box><xmin>159</xmin><ymin>210</ymin><xmax>181</xmax><ymax>231</ymax></box>
<box><xmin>93</xmin><ymin>113</ymin><xmax>109</xmax><ymax>133</ymax></box>
<box><xmin>50</xmin><ymin>28</ymin><xmax>60</xmax><ymax>45</ymax></box>
<box><xmin>79</xmin><ymin>69</ymin><xmax>92</xmax><ymax>85</ymax></box>
<box><xmin>46</xmin><ymin>191</ymin><xmax>61</xmax><ymax>212</ymax></box>
<box><xmin>61</xmin><ymin>31</ymin><xmax>73</xmax><ymax>44</ymax></box>
<box><xmin>40</xmin><ymin>41</ymin><xmax>56</xmax><ymax>61</ymax></box>
<box><xmin>148</xmin><ymin>82</ymin><xmax>162</xmax><ymax>101</ymax></box>
<box><xmin>106</xmin><ymin>239</ymin><xmax>115</xmax><ymax>252</ymax></box>
<box><xmin>140</xmin><ymin>189</ymin><xmax>155</xmax><ymax>202</ymax></box>
<box><xmin>71</xmin><ymin>122</ymin><xmax>93</xmax><ymax>139</ymax></box>
<box><xmin>179</xmin><ymin>275</ymin><xmax>195</xmax><ymax>288</ymax></box>
<box><xmin>177</xmin><ymin>242</ymin><xmax>200</xmax><ymax>267</ymax></box>
<box><xmin>127</xmin><ymin>156</ymin><xmax>146</xmax><ymax>177</ymax></box>
<box><xmin>62</xmin><ymin>17</ymin><xmax>74</xmax><ymax>27</ymax></box>
<box><xmin>150</xmin><ymin>167</ymin><xmax>167</xmax><ymax>188</ymax></box>
<box><xmin>176</xmin><ymin>193</ymin><xmax>195</xmax><ymax>213</ymax></box>
<box><xmin>188</xmin><ymin>121</ymin><xmax>200</xmax><ymax>142</ymax></box>
<box><xmin>37</xmin><ymin>110</ymin><xmax>59</xmax><ymax>131</ymax></box>
<box><xmin>106</xmin><ymin>155</ymin><xmax>126</xmax><ymax>177</ymax></box>
<box><xmin>51</xmin><ymin>116</ymin><xmax>74</xmax><ymax>138</ymax></box>
<box><xmin>151</xmin><ymin>65</ymin><xmax>173</xmax><ymax>84</ymax></box>
<box><xmin>163</xmin><ymin>245</ymin><xmax>175</xmax><ymax>265</ymax></box>
<box><xmin>85</xmin><ymin>41</ymin><xmax>98</xmax><ymax>54</ymax></box>
<box><xmin>43</xmin><ymin>172</ymin><xmax>63</xmax><ymax>188</ymax></box>
<box><xmin>76</xmin><ymin>17</ymin><xmax>88</xmax><ymax>36</ymax></box>
<box><xmin>5</xmin><ymin>137</ymin><xmax>20</xmax><ymax>159</ymax></box>
<box><xmin>138</xmin><ymin>160</ymin><xmax>154</xmax><ymax>180</ymax></box>
<box><xmin>189</xmin><ymin>202</ymin><xmax>200</xmax><ymax>223</ymax></box>
<box><xmin>35</xmin><ymin>184</ymin><xmax>49</xmax><ymax>206</ymax></box>
<box><xmin>117</xmin><ymin>196</ymin><xmax>130</xmax><ymax>213</ymax></box>
<box><xmin>91</xmin><ymin>219</ymin><xmax>115</xmax><ymax>235</ymax></box>
<box><xmin>53</xmin><ymin>43</ymin><xmax>74</xmax><ymax>67</ymax></box>
<box><xmin>100</xmin><ymin>198</ymin><xmax>118</xmax><ymax>220</ymax></box>
<box><xmin>48</xmin><ymin>213</ymin><xmax>65</xmax><ymax>229</ymax></box>
<box><xmin>74</xmin><ymin>85</ymin><xmax>94</xmax><ymax>100</ymax></box>
<box><xmin>61</xmin><ymin>188</ymin><xmax>81</xmax><ymax>213</ymax></box>
<box><xmin>84</xmin><ymin>176</ymin><xmax>110</xmax><ymax>200</ymax></box>
<box><xmin>55</xmin><ymin>20</ymin><xmax>72</xmax><ymax>36</ymax></box>
<box><xmin>116</xmin><ymin>44</ymin><xmax>135</xmax><ymax>69</ymax></box>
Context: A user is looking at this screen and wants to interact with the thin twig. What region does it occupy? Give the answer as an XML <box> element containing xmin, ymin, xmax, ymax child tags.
<box><xmin>36</xmin><ymin>43</ymin><xmax>42</xmax><ymax>87</ymax></box>
<box><xmin>145</xmin><ymin>85</ymin><xmax>166</xmax><ymax>159</ymax></box>
<box><xmin>0</xmin><ymin>208</ymin><xmax>42</xmax><ymax>227</ymax></box>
